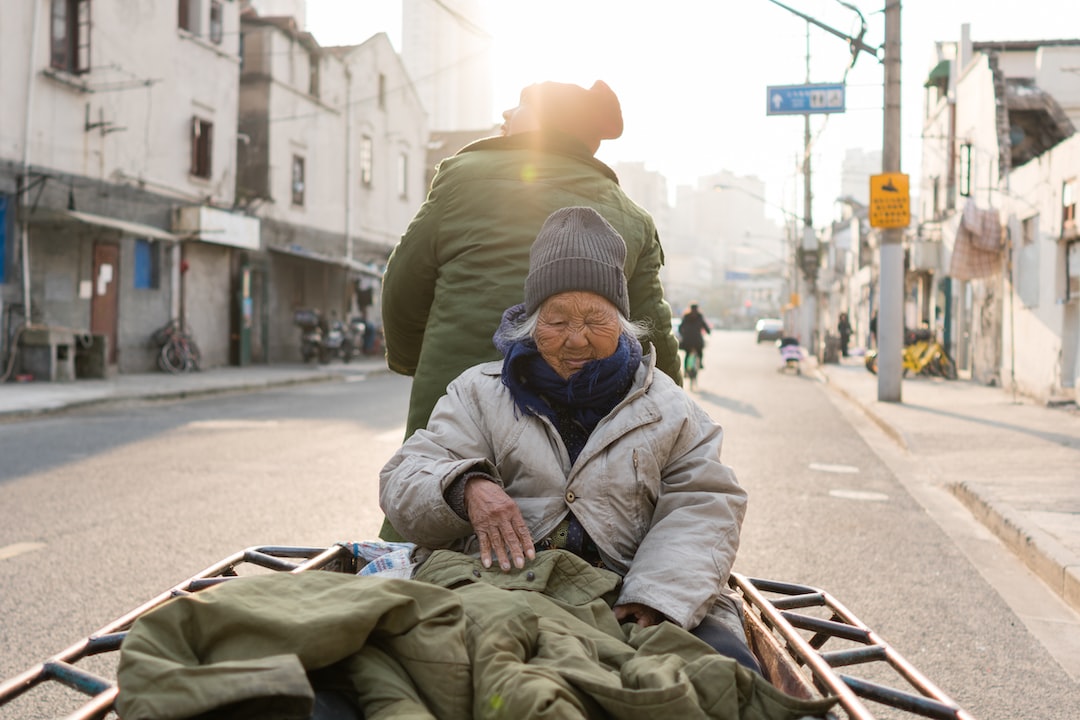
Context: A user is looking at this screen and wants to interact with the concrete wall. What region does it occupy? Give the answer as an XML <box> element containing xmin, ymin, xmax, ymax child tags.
<box><xmin>343</xmin><ymin>34</ymin><xmax>430</xmax><ymax>257</ymax></box>
<box><xmin>9</xmin><ymin>1</ymin><xmax>241</xmax><ymax>207</ymax></box>
<box><xmin>1005</xmin><ymin>133</ymin><xmax>1080</xmax><ymax>401</ymax></box>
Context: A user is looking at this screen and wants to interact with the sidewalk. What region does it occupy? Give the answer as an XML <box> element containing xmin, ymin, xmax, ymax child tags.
<box><xmin>0</xmin><ymin>357</ymin><xmax>390</xmax><ymax>419</ymax></box>
<box><xmin>815</xmin><ymin>354</ymin><xmax>1080</xmax><ymax>615</ymax></box>
<box><xmin>2</xmin><ymin>354</ymin><xmax>1078</xmax><ymax>615</ymax></box>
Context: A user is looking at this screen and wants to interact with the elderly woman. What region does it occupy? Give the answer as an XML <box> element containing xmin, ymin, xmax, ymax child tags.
<box><xmin>380</xmin><ymin>206</ymin><xmax>756</xmax><ymax>671</ymax></box>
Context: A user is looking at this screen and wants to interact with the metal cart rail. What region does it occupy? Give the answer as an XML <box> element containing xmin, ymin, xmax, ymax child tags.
<box><xmin>0</xmin><ymin>545</ymin><xmax>975</xmax><ymax>719</ymax></box>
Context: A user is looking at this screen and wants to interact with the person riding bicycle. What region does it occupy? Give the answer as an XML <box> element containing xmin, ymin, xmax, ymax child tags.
<box><xmin>678</xmin><ymin>303</ymin><xmax>711</xmax><ymax>371</ymax></box>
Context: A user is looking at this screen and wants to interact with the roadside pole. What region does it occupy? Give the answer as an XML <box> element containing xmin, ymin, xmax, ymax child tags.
<box><xmin>876</xmin><ymin>0</ymin><xmax>904</xmax><ymax>402</ymax></box>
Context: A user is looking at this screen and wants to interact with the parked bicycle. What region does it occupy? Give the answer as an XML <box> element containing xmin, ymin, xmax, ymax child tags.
<box><xmin>152</xmin><ymin>319</ymin><xmax>201</xmax><ymax>374</ymax></box>
<box><xmin>865</xmin><ymin>335</ymin><xmax>957</xmax><ymax>379</ymax></box>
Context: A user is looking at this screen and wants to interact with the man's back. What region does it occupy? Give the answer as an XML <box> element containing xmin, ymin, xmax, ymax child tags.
<box><xmin>679</xmin><ymin>310</ymin><xmax>710</xmax><ymax>349</ymax></box>
<box><xmin>381</xmin><ymin>132</ymin><xmax>681</xmax><ymax>440</ymax></box>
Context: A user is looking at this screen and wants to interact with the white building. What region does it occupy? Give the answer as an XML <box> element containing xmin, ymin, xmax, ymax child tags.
<box><xmin>1003</xmin><ymin>134</ymin><xmax>1080</xmax><ymax>402</ymax></box>
<box><xmin>918</xmin><ymin>27</ymin><xmax>1080</xmax><ymax>394</ymax></box>
<box><xmin>2</xmin><ymin>0</ymin><xmax>251</xmax><ymax>377</ymax></box>
<box><xmin>401</xmin><ymin>0</ymin><xmax>493</xmax><ymax>132</ymax></box>
<box><xmin>237</xmin><ymin>9</ymin><xmax>428</xmax><ymax>362</ymax></box>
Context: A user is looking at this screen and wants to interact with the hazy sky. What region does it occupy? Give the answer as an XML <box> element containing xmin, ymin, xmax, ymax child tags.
<box><xmin>306</xmin><ymin>1</ymin><xmax>1080</xmax><ymax>222</ymax></box>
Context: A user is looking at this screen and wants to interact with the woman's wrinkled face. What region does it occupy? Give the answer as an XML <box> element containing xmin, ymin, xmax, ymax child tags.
<box><xmin>534</xmin><ymin>292</ymin><xmax>622</xmax><ymax>379</ymax></box>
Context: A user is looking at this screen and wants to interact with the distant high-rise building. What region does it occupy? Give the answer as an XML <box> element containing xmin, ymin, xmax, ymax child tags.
<box><xmin>401</xmin><ymin>0</ymin><xmax>493</xmax><ymax>131</ymax></box>
<box><xmin>840</xmin><ymin>148</ymin><xmax>882</xmax><ymax>207</ymax></box>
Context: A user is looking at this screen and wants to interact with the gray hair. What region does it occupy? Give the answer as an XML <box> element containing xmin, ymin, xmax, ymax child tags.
<box><xmin>500</xmin><ymin>307</ymin><xmax>651</xmax><ymax>344</ymax></box>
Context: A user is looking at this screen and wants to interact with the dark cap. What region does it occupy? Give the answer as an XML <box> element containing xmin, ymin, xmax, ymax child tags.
<box><xmin>525</xmin><ymin>207</ymin><xmax>629</xmax><ymax>316</ymax></box>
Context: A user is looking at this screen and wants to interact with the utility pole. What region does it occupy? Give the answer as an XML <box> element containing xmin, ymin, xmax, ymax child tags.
<box><xmin>802</xmin><ymin>22</ymin><xmax>817</xmax><ymax>359</ymax></box>
<box><xmin>878</xmin><ymin>0</ymin><xmax>903</xmax><ymax>401</ymax></box>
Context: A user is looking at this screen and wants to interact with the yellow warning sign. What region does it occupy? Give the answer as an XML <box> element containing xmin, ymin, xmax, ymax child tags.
<box><xmin>869</xmin><ymin>172</ymin><xmax>910</xmax><ymax>229</ymax></box>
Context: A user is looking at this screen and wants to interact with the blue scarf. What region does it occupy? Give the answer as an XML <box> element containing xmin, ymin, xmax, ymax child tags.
<box><xmin>494</xmin><ymin>304</ymin><xmax>642</xmax><ymax>460</ymax></box>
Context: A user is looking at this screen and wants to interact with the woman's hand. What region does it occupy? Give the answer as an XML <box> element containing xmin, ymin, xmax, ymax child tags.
<box><xmin>463</xmin><ymin>477</ymin><xmax>535</xmax><ymax>571</ymax></box>
<box><xmin>613</xmin><ymin>603</ymin><xmax>665</xmax><ymax>628</ymax></box>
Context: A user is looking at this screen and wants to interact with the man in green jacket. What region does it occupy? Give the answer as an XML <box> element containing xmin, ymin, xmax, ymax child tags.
<box><xmin>380</xmin><ymin>81</ymin><xmax>680</xmax><ymax>540</ymax></box>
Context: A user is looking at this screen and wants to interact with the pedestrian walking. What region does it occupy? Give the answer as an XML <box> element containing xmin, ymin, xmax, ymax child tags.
<box><xmin>837</xmin><ymin>312</ymin><xmax>852</xmax><ymax>358</ymax></box>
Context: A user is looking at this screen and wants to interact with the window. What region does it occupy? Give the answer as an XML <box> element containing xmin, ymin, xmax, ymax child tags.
<box><xmin>291</xmin><ymin>155</ymin><xmax>306</xmax><ymax>206</ymax></box>
<box><xmin>0</xmin><ymin>195</ymin><xmax>8</xmax><ymax>283</ymax></box>
<box><xmin>1064</xmin><ymin>178</ymin><xmax>1077</xmax><ymax>228</ymax></box>
<box><xmin>50</xmin><ymin>0</ymin><xmax>91</xmax><ymax>75</ymax></box>
<box><xmin>958</xmin><ymin>143</ymin><xmax>973</xmax><ymax>198</ymax></box>
<box><xmin>308</xmin><ymin>50</ymin><xmax>320</xmax><ymax>98</ymax></box>
<box><xmin>359</xmin><ymin>136</ymin><xmax>373</xmax><ymax>186</ymax></box>
<box><xmin>1017</xmin><ymin>216</ymin><xmax>1040</xmax><ymax>307</ymax></box>
<box><xmin>397</xmin><ymin>152</ymin><xmax>408</xmax><ymax>199</ymax></box>
<box><xmin>378</xmin><ymin>74</ymin><xmax>386</xmax><ymax>110</ymax></box>
<box><xmin>133</xmin><ymin>239</ymin><xmax>160</xmax><ymax>289</ymax></box>
<box><xmin>178</xmin><ymin>0</ymin><xmax>200</xmax><ymax>34</ymax></box>
<box><xmin>209</xmin><ymin>1</ymin><xmax>223</xmax><ymax>44</ymax></box>
<box><xmin>1022</xmin><ymin>214</ymin><xmax>1038</xmax><ymax>246</ymax></box>
<box><xmin>191</xmin><ymin>117</ymin><xmax>213</xmax><ymax>179</ymax></box>
<box><xmin>1068</xmin><ymin>241</ymin><xmax>1080</xmax><ymax>300</ymax></box>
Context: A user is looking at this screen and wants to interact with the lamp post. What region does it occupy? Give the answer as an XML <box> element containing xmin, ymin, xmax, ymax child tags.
<box><xmin>714</xmin><ymin>184</ymin><xmax>820</xmax><ymax>349</ymax></box>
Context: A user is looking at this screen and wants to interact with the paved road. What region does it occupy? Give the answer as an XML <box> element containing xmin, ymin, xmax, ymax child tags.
<box><xmin>2</xmin><ymin>333</ymin><xmax>1079</xmax><ymax>718</ymax></box>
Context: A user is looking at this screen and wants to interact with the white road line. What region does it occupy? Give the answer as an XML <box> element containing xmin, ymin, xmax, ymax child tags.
<box><xmin>185</xmin><ymin>420</ymin><xmax>281</xmax><ymax>430</ymax></box>
<box><xmin>829</xmin><ymin>489</ymin><xmax>890</xmax><ymax>502</ymax></box>
<box><xmin>0</xmin><ymin>542</ymin><xmax>47</xmax><ymax>561</ymax></box>
<box><xmin>809</xmin><ymin>462</ymin><xmax>861</xmax><ymax>474</ymax></box>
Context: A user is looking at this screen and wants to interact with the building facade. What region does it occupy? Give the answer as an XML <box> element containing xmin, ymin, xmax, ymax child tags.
<box><xmin>2</xmin><ymin>0</ymin><xmax>250</xmax><ymax>379</ymax></box>
<box><xmin>236</xmin><ymin>11</ymin><xmax>427</xmax><ymax>362</ymax></box>
<box><xmin>1</xmin><ymin>1</ymin><xmax>429</xmax><ymax>381</ymax></box>
<box><xmin>917</xmin><ymin>27</ymin><xmax>1080</xmax><ymax>395</ymax></box>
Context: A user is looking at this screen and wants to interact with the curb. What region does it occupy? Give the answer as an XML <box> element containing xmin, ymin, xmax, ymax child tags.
<box><xmin>0</xmin><ymin>371</ymin><xmax>349</xmax><ymax>423</ymax></box>
<box><xmin>818</xmin><ymin>366</ymin><xmax>1080</xmax><ymax>615</ymax></box>
<box><xmin>951</xmin><ymin>481</ymin><xmax>1080</xmax><ymax>615</ymax></box>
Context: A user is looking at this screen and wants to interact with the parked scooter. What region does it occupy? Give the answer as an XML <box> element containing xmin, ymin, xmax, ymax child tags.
<box><xmin>293</xmin><ymin>309</ymin><xmax>323</xmax><ymax>363</ymax></box>
<box><xmin>319</xmin><ymin>312</ymin><xmax>355</xmax><ymax>364</ymax></box>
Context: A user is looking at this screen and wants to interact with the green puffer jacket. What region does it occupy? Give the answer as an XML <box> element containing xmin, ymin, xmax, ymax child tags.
<box><xmin>381</xmin><ymin>131</ymin><xmax>682</xmax><ymax>447</ymax></box>
<box><xmin>115</xmin><ymin>550</ymin><xmax>837</xmax><ymax>720</ymax></box>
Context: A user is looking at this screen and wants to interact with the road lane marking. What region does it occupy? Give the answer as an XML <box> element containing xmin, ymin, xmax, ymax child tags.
<box><xmin>185</xmin><ymin>420</ymin><xmax>281</xmax><ymax>430</ymax></box>
<box><xmin>809</xmin><ymin>462</ymin><xmax>860</xmax><ymax>474</ymax></box>
<box><xmin>0</xmin><ymin>542</ymin><xmax>46</xmax><ymax>561</ymax></box>
<box><xmin>829</xmin><ymin>489</ymin><xmax>890</xmax><ymax>502</ymax></box>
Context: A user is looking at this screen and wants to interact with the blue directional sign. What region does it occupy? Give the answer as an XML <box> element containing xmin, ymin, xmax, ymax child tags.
<box><xmin>766</xmin><ymin>83</ymin><xmax>846</xmax><ymax>116</ymax></box>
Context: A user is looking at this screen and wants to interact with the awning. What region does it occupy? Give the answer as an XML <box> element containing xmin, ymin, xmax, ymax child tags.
<box><xmin>269</xmin><ymin>244</ymin><xmax>383</xmax><ymax>279</ymax></box>
<box><xmin>28</xmin><ymin>208</ymin><xmax>182</xmax><ymax>242</ymax></box>
<box><xmin>924</xmin><ymin>59</ymin><xmax>950</xmax><ymax>88</ymax></box>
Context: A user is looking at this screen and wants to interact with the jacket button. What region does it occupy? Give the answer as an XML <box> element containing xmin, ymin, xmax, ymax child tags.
<box><xmin>472</xmin><ymin>569</ymin><xmax>482</xmax><ymax>578</ymax></box>
<box><xmin>526</xmin><ymin>571</ymin><xmax>536</xmax><ymax>581</ymax></box>
<box><xmin>565</xmin><ymin>491</ymin><xmax>575</xmax><ymax>503</ymax></box>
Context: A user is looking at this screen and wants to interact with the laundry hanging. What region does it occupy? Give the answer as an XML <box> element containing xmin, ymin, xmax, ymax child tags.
<box><xmin>947</xmin><ymin>198</ymin><xmax>1004</xmax><ymax>280</ymax></box>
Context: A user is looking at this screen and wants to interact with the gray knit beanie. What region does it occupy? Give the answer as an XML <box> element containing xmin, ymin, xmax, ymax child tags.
<box><xmin>524</xmin><ymin>207</ymin><xmax>630</xmax><ymax>316</ymax></box>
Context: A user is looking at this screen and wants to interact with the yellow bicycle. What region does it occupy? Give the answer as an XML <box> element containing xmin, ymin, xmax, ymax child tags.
<box><xmin>865</xmin><ymin>340</ymin><xmax>957</xmax><ymax>379</ymax></box>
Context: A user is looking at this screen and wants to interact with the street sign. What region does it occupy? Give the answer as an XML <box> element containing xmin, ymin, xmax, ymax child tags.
<box><xmin>766</xmin><ymin>83</ymin><xmax>846</xmax><ymax>115</ymax></box>
<box><xmin>869</xmin><ymin>172</ymin><xmax>910</xmax><ymax>228</ymax></box>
